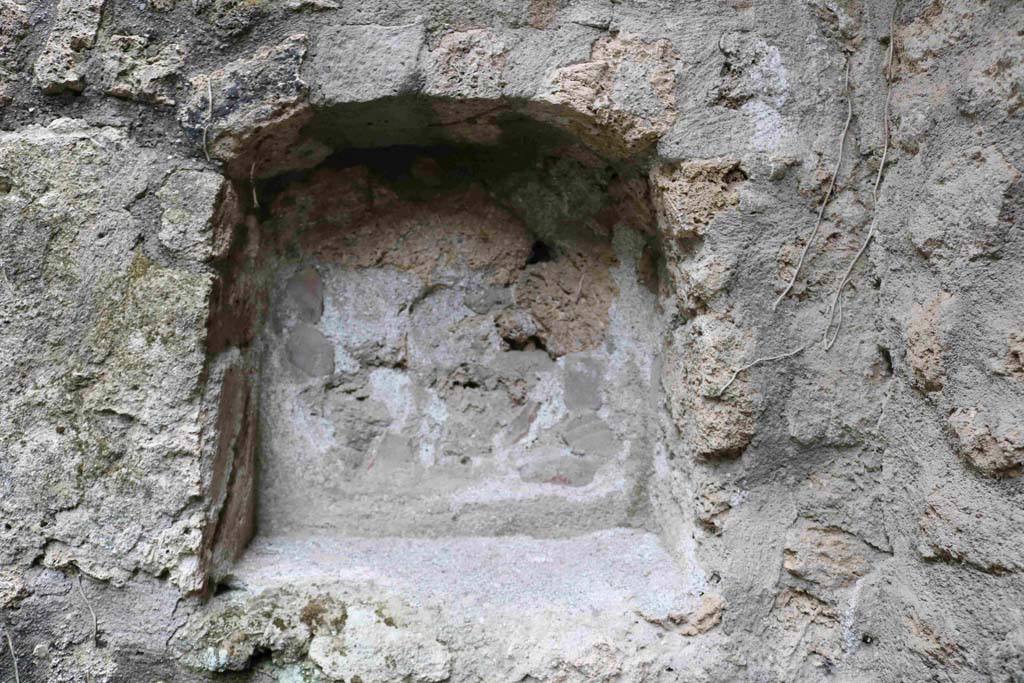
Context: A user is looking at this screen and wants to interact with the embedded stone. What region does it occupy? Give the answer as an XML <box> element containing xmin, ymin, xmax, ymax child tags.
<box><xmin>308</xmin><ymin>23</ymin><xmax>426</xmax><ymax>106</ymax></box>
<box><xmin>156</xmin><ymin>168</ymin><xmax>226</xmax><ymax>262</ymax></box>
<box><xmin>33</xmin><ymin>0</ymin><xmax>105</xmax><ymax>93</ymax></box>
<box><xmin>93</xmin><ymin>34</ymin><xmax>184</xmax><ymax>105</ymax></box>
<box><xmin>560</xmin><ymin>414</ymin><xmax>620</xmax><ymax>459</ymax></box>
<box><xmin>282</xmin><ymin>267</ymin><xmax>324</xmax><ymax>325</ymax></box>
<box><xmin>285</xmin><ymin>323</ymin><xmax>335</xmax><ymax>377</ymax></box>
<box><xmin>563</xmin><ymin>356</ymin><xmax>604</xmax><ymax>411</ymax></box>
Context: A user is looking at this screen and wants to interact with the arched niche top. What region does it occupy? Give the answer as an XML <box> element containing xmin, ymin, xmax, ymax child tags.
<box><xmin>176</xmin><ymin>27</ymin><xmax>680</xmax><ymax>182</ymax></box>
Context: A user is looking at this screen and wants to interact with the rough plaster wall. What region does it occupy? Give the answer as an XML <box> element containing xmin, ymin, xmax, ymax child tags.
<box><xmin>0</xmin><ymin>0</ymin><xmax>1022</xmax><ymax>682</ymax></box>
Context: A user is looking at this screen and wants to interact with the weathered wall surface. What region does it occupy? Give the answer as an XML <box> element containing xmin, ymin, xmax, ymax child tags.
<box><xmin>1</xmin><ymin>0</ymin><xmax>1022</xmax><ymax>682</ymax></box>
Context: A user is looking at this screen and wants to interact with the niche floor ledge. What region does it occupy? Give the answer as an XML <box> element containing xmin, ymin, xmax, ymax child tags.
<box><xmin>227</xmin><ymin>529</ymin><xmax>698</xmax><ymax>622</ymax></box>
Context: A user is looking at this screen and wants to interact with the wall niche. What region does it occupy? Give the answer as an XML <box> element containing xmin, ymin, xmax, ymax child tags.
<box><xmin>196</xmin><ymin>113</ymin><xmax>711</xmax><ymax>674</ymax></box>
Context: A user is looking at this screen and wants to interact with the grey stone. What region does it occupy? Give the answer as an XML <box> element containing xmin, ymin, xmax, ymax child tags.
<box><xmin>0</xmin><ymin>119</ymin><xmax>217</xmax><ymax>596</ymax></box>
<box><xmin>559</xmin><ymin>414</ymin><xmax>620</xmax><ymax>459</ymax></box>
<box><xmin>0</xmin><ymin>1</ymin><xmax>29</xmax><ymax>104</ymax></box>
<box><xmin>563</xmin><ymin>356</ymin><xmax>604</xmax><ymax>411</ymax></box>
<box><xmin>307</xmin><ymin>22</ymin><xmax>426</xmax><ymax>106</ymax></box>
<box><xmin>518</xmin><ymin>445</ymin><xmax>599</xmax><ymax>487</ymax></box>
<box><xmin>32</xmin><ymin>0</ymin><xmax>105</xmax><ymax>93</ymax></box>
<box><xmin>282</xmin><ymin>266</ymin><xmax>324</xmax><ymax>325</ymax></box>
<box><xmin>92</xmin><ymin>34</ymin><xmax>184</xmax><ymax>105</ymax></box>
<box><xmin>156</xmin><ymin>168</ymin><xmax>225</xmax><ymax>261</ymax></box>
<box><xmin>285</xmin><ymin>323</ymin><xmax>335</xmax><ymax>377</ymax></box>
<box><xmin>463</xmin><ymin>283</ymin><xmax>511</xmax><ymax>314</ymax></box>
<box><xmin>178</xmin><ymin>34</ymin><xmax>327</xmax><ymax>177</ymax></box>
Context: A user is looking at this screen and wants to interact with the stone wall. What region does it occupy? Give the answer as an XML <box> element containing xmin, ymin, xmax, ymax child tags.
<box><xmin>0</xmin><ymin>1</ymin><xmax>1022</xmax><ymax>682</ymax></box>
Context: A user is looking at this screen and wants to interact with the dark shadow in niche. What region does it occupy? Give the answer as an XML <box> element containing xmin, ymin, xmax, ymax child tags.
<box><xmin>525</xmin><ymin>241</ymin><xmax>556</xmax><ymax>265</ymax></box>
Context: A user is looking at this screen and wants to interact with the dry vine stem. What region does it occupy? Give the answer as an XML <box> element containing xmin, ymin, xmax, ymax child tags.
<box><xmin>708</xmin><ymin>343</ymin><xmax>808</xmax><ymax>398</ymax></box>
<box><xmin>202</xmin><ymin>75</ymin><xmax>214</xmax><ymax>162</ymax></box>
<box><xmin>3</xmin><ymin>628</ymin><xmax>19</xmax><ymax>683</ymax></box>
<box><xmin>822</xmin><ymin>7</ymin><xmax>898</xmax><ymax>350</ymax></box>
<box><xmin>773</xmin><ymin>55</ymin><xmax>854</xmax><ymax>311</ymax></box>
<box><xmin>77</xmin><ymin>572</ymin><xmax>99</xmax><ymax>645</ymax></box>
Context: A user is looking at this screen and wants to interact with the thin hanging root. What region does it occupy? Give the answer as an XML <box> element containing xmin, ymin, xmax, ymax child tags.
<box><xmin>822</xmin><ymin>278</ymin><xmax>847</xmax><ymax>350</ymax></box>
<box><xmin>708</xmin><ymin>343</ymin><xmax>808</xmax><ymax>398</ymax></box>
<box><xmin>76</xmin><ymin>572</ymin><xmax>99</xmax><ymax>645</ymax></box>
<box><xmin>873</xmin><ymin>5</ymin><xmax>897</xmax><ymax>205</ymax></box>
<box><xmin>3</xmin><ymin>628</ymin><xmax>19</xmax><ymax>683</ymax></box>
<box><xmin>773</xmin><ymin>56</ymin><xmax>854</xmax><ymax>311</ymax></box>
<box><xmin>250</xmin><ymin>160</ymin><xmax>260</xmax><ymax>209</ymax></box>
<box><xmin>202</xmin><ymin>75</ymin><xmax>214</xmax><ymax>162</ymax></box>
<box><xmin>822</xmin><ymin>6</ymin><xmax>898</xmax><ymax>351</ymax></box>
<box><xmin>822</xmin><ymin>219</ymin><xmax>871</xmax><ymax>350</ymax></box>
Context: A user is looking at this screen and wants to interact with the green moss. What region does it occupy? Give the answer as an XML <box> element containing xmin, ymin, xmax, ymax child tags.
<box><xmin>374</xmin><ymin>604</ymin><xmax>396</xmax><ymax>628</ymax></box>
<box><xmin>77</xmin><ymin>248</ymin><xmax>212</xmax><ymax>416</ymax></box>
<box><xmin>126</xmin><ymin>249</ymin><xmax>153</xmax><ymax>282</ymax></box>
